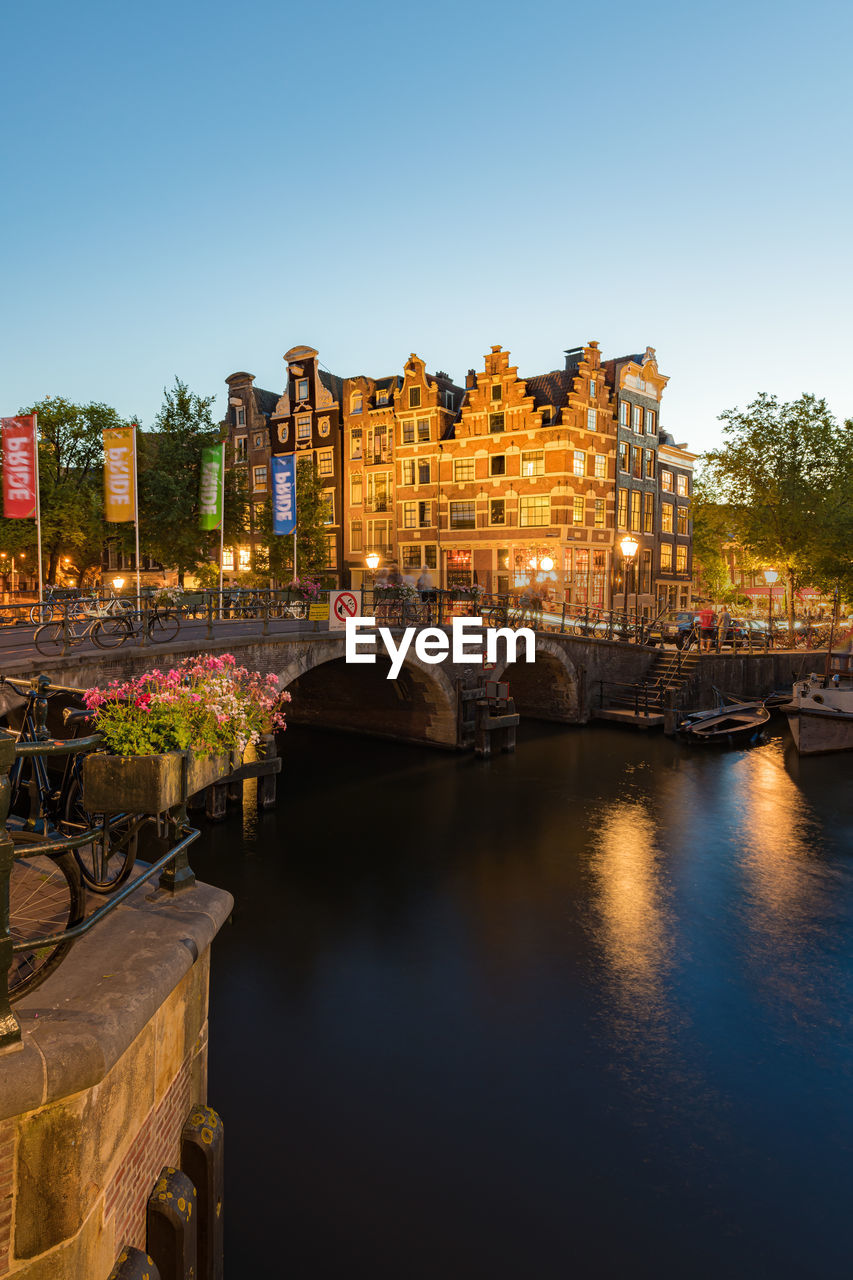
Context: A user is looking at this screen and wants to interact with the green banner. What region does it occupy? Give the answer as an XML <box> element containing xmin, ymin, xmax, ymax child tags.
<box><xmin>199</xmin><ymin>444</ymin><xmax>223</xmax><ymax>530</ymax></box>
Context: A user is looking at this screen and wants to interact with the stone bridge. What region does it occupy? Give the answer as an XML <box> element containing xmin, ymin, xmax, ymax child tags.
<box><xmin>2</xmin><ymin>628</ymin><xmax>660</xmax><ymax>749</ymax></box>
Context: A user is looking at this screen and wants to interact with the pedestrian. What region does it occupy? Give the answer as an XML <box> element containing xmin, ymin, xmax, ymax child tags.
<box><xmin>718</xmin><ymin>605</ymin><xmax>732</xmax><ymax>650</ymax></box>
<box><xmin>388</xmin><ymin>564</ymin><xmax>402</xmax><ymax>587</ymax></box>
<box><xmin>402</xmin><ymin>568</ymin><xmax>416</xmax><ymax>590</ymax></box>
<box><xmin>417</xmin><ymin>566</ymin><xmax>434</xmax><ymax>601</ymax></box>
<box><xmin>699</xmin><ymin>603</ymin><xmax>716</xmax><ymax>653</ymax></box>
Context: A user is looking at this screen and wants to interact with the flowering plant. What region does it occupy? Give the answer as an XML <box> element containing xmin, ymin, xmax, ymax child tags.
<box><xmin>288</xmin><ymin>576</ymin><xmax>322</xmax><ymax>600</ymax></box>
<box><xmin>154</xmin><ymin>585</ymin><xmax>184</xmax><ymax>607</ymax></box>
<box><xmin>83</xmin><ymin>654</ymin><xmax>291</xmax><ymax>758</ymax></box>
<box><xmin>450</xmin><ymin>584</ymin><xmax>485</xmax><ymax>598</ymax></box>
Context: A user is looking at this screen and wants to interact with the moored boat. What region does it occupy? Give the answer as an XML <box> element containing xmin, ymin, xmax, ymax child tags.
<box><xmin>678</xmin><ymin>696</ymin><xmax>770</xmax><ymax>744</ymax></box>
<box><xmin>782</xmin><ymin>656</ymin><xmax>853</xmax><ymax>755</ymax></box>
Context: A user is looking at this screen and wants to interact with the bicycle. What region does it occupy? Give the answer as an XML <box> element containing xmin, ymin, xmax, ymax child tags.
<box><xmin>28</xmin><ymin>587</ymin><xmax>82</xmax><ymax>625</ymax></box>
<box><xmin>34</xmin><ymin>605</ymin><xmax>180</xmax><ymax>655</ymax></box>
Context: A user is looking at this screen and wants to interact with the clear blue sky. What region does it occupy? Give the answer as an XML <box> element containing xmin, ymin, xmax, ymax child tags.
<box><xmin>2</xmin><ymin>0</ymin><xmax>851</xmax><ymax>454</ymax></box>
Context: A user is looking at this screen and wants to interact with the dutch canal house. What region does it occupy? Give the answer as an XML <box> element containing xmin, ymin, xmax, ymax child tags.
<box><xmin>222</xmin><ymin>370</ymin><xmax>278</xmax><ymax>576</ymax></box>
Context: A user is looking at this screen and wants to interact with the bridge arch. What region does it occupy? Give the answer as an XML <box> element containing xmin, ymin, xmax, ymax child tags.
<box><xmin>494</xmin><ymin>634</ymin><xmax>581</xmax><ymax>723</ymax></box>
<box><xmin>276</xmin><ymin>638</ymin><xmax>459</xmax><ymax>748</ymax></box>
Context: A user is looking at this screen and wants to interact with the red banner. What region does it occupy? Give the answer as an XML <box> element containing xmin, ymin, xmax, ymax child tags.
<box><xmin>1</xmin><ymin>416</ymin><xmax>38</xmax><ymax>518</ymax></box>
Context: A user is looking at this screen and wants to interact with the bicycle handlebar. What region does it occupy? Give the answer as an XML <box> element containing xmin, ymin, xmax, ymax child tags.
<box><xmin>0</xmin><ymin>674</ymin><xmax>89</xmax><ymax>697</ymax></box>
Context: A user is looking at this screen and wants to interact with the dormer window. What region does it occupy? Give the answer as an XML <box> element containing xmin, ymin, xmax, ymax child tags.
<box><xmin>376</xmin><ymin>390</ymin><xmax>388</xmax><ymax>406</ymax></box>
<box><xmin>235</xmin><ymin>407</ymin><xmax>245</xmax><ymax>427</ymax></box>
<box><xmin>589</xmin><ymin>379</ymin><xmax>596</xmax><ymax>398</ymax></box>
<box><xmin>351</xmin><ymin>392</ymin><xmax>363</xmax><ymax>415</ymax></box>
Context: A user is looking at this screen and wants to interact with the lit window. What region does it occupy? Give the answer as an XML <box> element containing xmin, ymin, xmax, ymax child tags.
<box><xmin>594</xmin><ymin>454</ymin><xmax>606</xmax><ymax>479</ymax></box>
<box><xmin>677</xmin><ymin>474</ymin><xmax>689</xmax><ymax>496</ymax></box>
<box><xmin>661</xmin><ymin>470</ymin><xmax>674</xmax><ymax>492</ymax></box>
<box><xmin>351</xmin><ymin>473</ymin><xmax>363</xmax><ymax>506</ymax></box>
<box><xmin>617</xmin><ymin>490</ymin><xmax>628</xmax><ymax>528</ymax></box>
<box><xmin>519</xmin><ymin>496</ymin><xmax>549</xmax><ymax>527</ymax></box>
<box><xmin>676</xmin><ymin>544</ymin><xmax>687</xmax><ymax>572</ymax></box>
<box><xmin>450</xmin><ymin>501</ymin><xmax>476</xmax><ymax>529</ymax></box>
<box><xmin>402</xmin><ymin>501</ymin><xmax>417</xmax><ymax>529</ymax></box>
<box><xmin>677</xmin><ymin>506</ymin><xmax>689</xmax><ymax>535</ymax></box>
<box><xmin>252</xmin><ymin>465</ymin><xmax>267</xmax><ymax>490</ymax></box>
<box><xmin>317</xmin><ymin>449</ymin><xmax>333</xmax><ymax>477</ymax></box>
<box><xmin>489</xmin><ymin>412</ymin><xmax>505</xmax><ymax>434</ymax></box>
<box><xmin>325</xmin><ymin>534</ymin><xmax>337</xmax><ymax>570</ymax></box>
<box><xmin>573</xmin><ymin>496</ymin><xmax>585</xmax><ymax>525</ymax></box>
<box><xmin>644</xmin><ymin>493</ymin><xmax>654</xmax><ymax>533</ymax></box>
<box><xmin>351</xmin><ymin>520</ymin><xmax>363</xmax><ymax>552</ymax></box>
<box><xmin>222</xmin><ymin>548</ymin><xmax>235</xmax><ymax>571</ymax></box>
<box><xmin>645</xmin><ymin>449</ymin><xmax>655</xmax><ymax>478</ymax></box>
<box><xmin>521</xmin><ymin>450</ymin><xmax>544</xmax><ymax>477</ymax></box>
<box><xmin>619</xmin><ymin>442</ymin><xmax>629</xmax><ymax>472</ymax></box>
<box><xmin>661</xmin><ymin>542</ymin><xmax>673</xmax><ymax>570</ymax></box>
<box><xmin>417</xmin><ymin>418</ymin><xmax>430</xmax><ymax>442</ymax></box>
<box><xmin>402</xmin><ymin>420</ymin><xmax>415</xmax><ymax>444</ymax></box>
<box><xmin>633</xmin><ymin>405</ymin><xmax>643</xmax><ymax>433</ymax></box>
<box><xmin>491</xmin><ymin>456</ymin><xmax>506</xmax><ymax>476</ymax></box>
<box><xmin>490</xmin><ymin>499</ymin><xmax>505</xmax><ymax>525</ymax></box>
<box><xmin>661</xmin><ymin>502</ymin><xmax>674</xmax><ymax>533</ymax></box>
<box><xmin>587</xmin><ymin>409</ymin><xmax>597</xmax><ymax>431</ymax></box>
<box><xmin>454</xmin><ymin>458</ymin><xmax>475</xmax><ymax>483</ymax></box>
<box><xmin>409</xmin><ymin>387</ymin><xmax>421</xmax><ymax>408</ymax></box>
<box><xmin>296</xmin><ymin>378</ymin><xmax>309</xmax><ymax>401</ymax></box>
<box><xmin>632</xmin><ymin>448</ymin><xmax>642</xmax><ymax>479</ymax></box>
<box><xmin>401</xmin><ymin>460</ymin><xmax>414</xmax><ymax>486</ymax></box>
<box><xmin>630</xmin><ymin>491</ymin><xmax>641</xmax><ymax>531</ymax></box>
<box><xmin>235</xmin><ymin>436</ymin><xmax>247</xmax><ymax>462</ymax></box>
<box><xmin>320</xmin><ymin>492</ymin><xmax>335</xmax><ymax>524</ymax></box>
<box><xmin>296</xmin><ymin>416</ymin><xmax>311</xmax><ymax>442</ymax></box>
<box><xmin>238</xmin><ymin>547</ymin><xmax>251</xmax><ymax>570</ymax></box>
<box><xmin>573</xmin><ymin>451</ymin><xmax>585</xmax><ymax>477</ymax></box>
<box><xmin>594</xmin><ymin>498</ymin><xmax>605</xmax><ymax>528</ymax></box>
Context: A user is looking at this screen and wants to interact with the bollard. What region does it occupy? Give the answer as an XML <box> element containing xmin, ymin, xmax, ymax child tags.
<box><xmin>146</xmin><ymin>1166</ymin><xmax>197</xmax><ymax>1280</ymax></box>
<box><xmin>108</xmin><ymin>1245</ymin><xmax>162</xmax><ymax>1279</ymax></box>
<box><xmin>181</xmin><ymin>1106</ymin><xmax>224</xmax><ymax>1280</ymax></box>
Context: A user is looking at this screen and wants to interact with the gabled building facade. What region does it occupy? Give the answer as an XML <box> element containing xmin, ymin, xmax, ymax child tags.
<box><xmin>342</xmin><ymin>373</ymin><xmax>401</xmax><ymax>588</ymax></box>
<box><xmin>222</xmin><ymin>371</ymin><xmax>278</xmax><ymax>576</ymax></box>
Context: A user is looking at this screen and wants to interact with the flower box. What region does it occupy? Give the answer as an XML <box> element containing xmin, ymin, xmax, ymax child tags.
<box><xmin>82</xmin><ymin>749</ymin><xmax>235</xmax><ymax>815</ymax></box>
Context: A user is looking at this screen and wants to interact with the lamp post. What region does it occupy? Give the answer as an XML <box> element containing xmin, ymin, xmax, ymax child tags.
<box><xmin>620</xmin><ymin>534</ymin><xmax>639</xmax><ymax>635</ymax></box>
<box><xmin>365</xmin><ymin>551</ymin><xmax>380</xmax><ymax>603</ymax></box>
<box><xmin>764</xmin><ymin>568</ymin><xmax>778</xmax><ymax>649</ymax></box>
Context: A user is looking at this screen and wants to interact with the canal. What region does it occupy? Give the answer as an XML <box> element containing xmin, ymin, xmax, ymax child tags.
<box><xmin>194</xmin><ymin>721</ymin><xmax>853</xmax><ymax>1278</ymax></box>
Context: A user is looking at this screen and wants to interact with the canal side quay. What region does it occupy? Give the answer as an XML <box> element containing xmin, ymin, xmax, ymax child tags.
<box><xmin>2</xmin><ymin>627</ymin><xmax>821</xmax><ymax>749</ymax></box>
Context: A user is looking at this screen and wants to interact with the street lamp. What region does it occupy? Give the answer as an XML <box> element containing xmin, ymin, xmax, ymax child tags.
<box><xmin>764</xmin><ymin>568</ymin><xmax>778</xmax><ymax>648</ymax></box>
<box><xmin>112</xmin><ymin>576</ymin><xmax>125</xmax><ymax>593</ymax></box>
<box><xmin>620</xmin><ymin>534</ymin><xmax>639</xmax><ymax>630</ymax></box>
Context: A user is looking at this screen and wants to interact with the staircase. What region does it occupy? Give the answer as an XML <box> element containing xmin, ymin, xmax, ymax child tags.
<box><xmin>594</xmin><ymin>648</ymin><xmax>700</xmax><ymax>727</ymax></box>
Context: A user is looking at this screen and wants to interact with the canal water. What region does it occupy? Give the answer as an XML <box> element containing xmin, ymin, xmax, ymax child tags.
<box><xmin>194</xmin><ymin>721</ymin><xmax>853</xmax><ymax>1279</ymax></box>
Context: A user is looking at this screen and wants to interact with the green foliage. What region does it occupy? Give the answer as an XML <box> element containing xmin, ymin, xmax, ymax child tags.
<box><xmin>255</xmin><ymin>457</ymin><xmax>331</xmax><ymax>582</ymax></box>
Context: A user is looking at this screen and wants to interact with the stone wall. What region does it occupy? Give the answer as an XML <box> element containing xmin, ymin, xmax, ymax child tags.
<box><xmin>0</xmin><ymin>879</ymin><xmax>232</xmax><ymax>1278</ymax></box>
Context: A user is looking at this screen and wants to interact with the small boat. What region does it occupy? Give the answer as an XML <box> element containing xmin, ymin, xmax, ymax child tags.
<box><xmin>782</xmin><ymin>655</ymin><xmax>853</xmax><ymax>755</ymax></box>
<box><xmin>678</xmin><ymin>693</ymin><xmax>770</xmax><ymax>744</ymax></box>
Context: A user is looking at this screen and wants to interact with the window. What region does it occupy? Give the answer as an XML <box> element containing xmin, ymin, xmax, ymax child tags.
<box><xmin>254</xmin><ymin>433</ymin><xmax>263</xmax><ymax>448</ymax></box>
<box><xmin>489</xmin><ymin>412</ymin><xmax>505</xmax><ymax>434</ymax></box>
<box><xmin>632</xmin><ymin>448</ymin><xmax>642</xmax><ymax>479</ymax></box>
<box><xmin>417</xmin><ymin>419</ymin><xmax>430</xmax><ymax>442</ymax></box>
<box><xmin>318</xmin><ymin>418</ymin><xmax>330</xmax><ymax>438</ymax></box>
<box><xmin>620</xmin><ymin>401</ymin><xmax>629</xmax><ymax>426</ymax></box>
<box><xmin>450</xmin><ymin>501</ymin><xmax>476</xmax><ymax>529</ymax></box>
<box><xmin>661</xmin><ymin>542</ymin><xmax>673</xmax><ymax>570</ymax></box>
<box><xmin>643</xmin><ymin>492</ymin><xmax>654</xmax><ymax>533</ymax></box>
<box><xmin>417</xmin><ymin>459</ymin><xmax>430</xmax><ymax>485</ymax></box>
<box><xmin>619</xmin><ymin>442</ymin><xmax>630</xmax><ymax>472</ymax></box>
<box><xmin>594</xmin><ymin>498</ymin><xmax>605</xmax><ymax>528</ymax></box>
<box><xmin>321</xmin><ymin>492</ymin><xmax>335</xmax><ymax>524</ymax></box>
<box><xmin>521</xmin><ymin>450</ymin><xmax>544</xmax><ymax>477</ymax></box>
<box><xmin>368</xmin><ymin>520</ymin><xmax>391</xmax><ymax>551</ymax></box>
<box><xmin>630</xmin><ymin>491</ymin><xmax>641</xmax><ymax>531</ymax></box>
<box><xmin>236</xmin><ymin>407</ymin><xmax>245</xmax><ymax>427</ymax></box>
<box><xmin>519</xmin><ymin>496</ymin><xmax>549</xmax><ymax>526</ymax></box>
<box><xmin>238</xmin><ymin>547</ymin><xmax>251</xmax><ymax>570</ymax></box>
<box><xmin>645</xmin><ymin>449</ymin><xmax>655</xmax><ymax>478</ymax></box>
<box><xmin>401</xmin><ymin>459</ymin><xmax>415</xmax><ymax>486</ymax></box>
<box><xmin>409</xmin><ymin>387</ymin><xmax>421</xmax><ymax>408</ymax></box>
<box><xmin>490</xmin><ymin>455</ymin><xmax>506</xmax><ymax>476</ymax></box>
<box><xmin>573</xmin><ymin>496</ymin><xmax>585</xmax><ymax>525</ymax></box>
<box><xmin>677</xmin><ymin>505</ymin><xmax>689</xmax><ymax>536</ymax></box>
<box><xmin>491</xmin><ymin>383</ymin><xmax>502</xmax><ymax>401</ymax></box>
<box><xmin>376</xmin><ymin>389</ymin><xmax>389</xmax><ymax>406</ymax></box>
<box><xmin>222</xmin><ymin>548</ymin><xmax>234</xmax><ymax>571</ymax></box>
<box><xmin>418</xmin><ymin>501</ymin><xmax>431</xmax><ymax>528</ymax></box>
<box><xmin>661</xmin><ymin>470</ymin><xmax>674</xmax><ymax>492</ymax></box>
<box><xmin>589</xmin><ymin>379</ymin><xmax>596</xmax><ymax>398</ymax></box>
<box><xmin>350</xmin><ymin>428</ymin><xmax>362</xmax><ymax>460</ymax></box>
<box><xmin>647</xmin><ymin>410</ymin><xmax>656</xmax><ymax>434</ymax></box>
<box><xmin>633</xmin><ymin>405</ymin><xmax>643</xmax><ymax>433</ymax></box>
<box><xmin>324</xmin><ymin>534</ymin><xmax>337</xmax><ymax>570</ymax></box>
<box><xmin>317</xmin><ymin>449</ymin><xmax>333</xmax><ymax>477</ymax></box>
<box><xmin>296</xmin><ymin>378</ymin><xmax>309</xmax><ymax>401</ymax></box>
<box><xmin>402</xmin><ymin>501</ymin><xmax>417</xmax><ymax>529</ymax></box>
<box><xmin>587</xmin><ymin>409</ymin><xmax>597</xmax><ymax>432</ymax></box>
<box><xmin>350</xmin><ymin>392</ymin><xmax>363</xmax><ymax>415</ymax></box>
<box><xmin>366</xmin><ymin>472</ymin><xmax>390</xmax><ymax>511</ymax></box>
<box><xmin>296</xmin><ymin>415</ymin><xmax>311</xmax><ymax>442</ymax></box>
<box><xmin>277</xmin><ymin>424</ymin><xmax>289</xmax><ymax>444</ymax></box>
<box><xmin>400</xmin><ymin>545</ymin><xmax>420</xmax><ymax>568</ymax></box>
<box><xmin>617</xmin><ymin>489</ymin><xmax>628</xmax><ymax>528</ymax></box>
<box><xmin>235</xmin><ymin>436</ymin><xmax>247</xmax><ymax>462</ymax></box>
<box><xmin>573</xmin><ymin>450</ymin><xmax>585</xmax><ymax>477</ymax></box>
<box><xmin>443</xmin><ymin>390</ymin><xmax>455</xmax><ymax>410</ymax></box>
<box><xmin>676</xmin><ymin>544</ymin><xmax>688</xmax><ymax>573</ymax></box>
<box><xmin>594</xmin><ymin>454</ymin><xmax>606</xmax><ymax>479</ymax></box>
<box><xmin>677</xmin><ymin>474</ymin><xmax>689</xmax><ymax>496</ymax></box>
<box><xmin>454</xmin><ymin>458</ymin><xmax>475</xmax><ymax>482</ymax></box>
<box><xmin>351</xmin><ymin>473</ymin><xmax>363</xmax><ymax>506</ymax></box>
<box><xmin>402</xmin><ymin>420</ymin><xmax>415</xmax><ymax>444</ymax></box>
<box><xmin>661</xmin><ymin>502</ymin><xmax>674</xmax><ymax>533</ymax></box>
<box><xmin>253</xmin><ymin>465</ymin><xmax>267</xmax><ymax>490</ymax></box>
<box><xmin>351</xmin><ymin>520</ymin><xmax>363</xmax><ymax>552</ymax></box>
<box><xmin>490</xmin><ymin>499</ymin><xmax>505</xmax><ymax>525</ymax></box>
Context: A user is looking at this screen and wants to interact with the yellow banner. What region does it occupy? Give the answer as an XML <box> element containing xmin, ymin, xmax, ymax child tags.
<box><xmin>103</xmin><ymin>426</ymin><xmax>136</xmax><ymax>522</ymax></box>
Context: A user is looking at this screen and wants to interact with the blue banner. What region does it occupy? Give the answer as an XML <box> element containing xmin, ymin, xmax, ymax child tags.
<box><xmin>271</xmin><ymin>454</ymin><xmax>297</xmax><ymax>536</ymax></box>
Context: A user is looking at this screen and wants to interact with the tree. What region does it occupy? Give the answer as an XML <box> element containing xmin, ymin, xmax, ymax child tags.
<box><xmin>0</xmin><ymin>396</ymin><xmax>128</xmax><ymax>585</ymax></box>
<box><xmin>137</xmin><ymin>379</ymin><xmax>247</xmax><ymax>584</ymax></box>
<box><xmin>255</xmin><ymin>458</ymin><xmax>332</xmax><ymax>583</ymax></box>
<box><xmin>701</xmin><ymin>394</ymin><xmax>853</xmax><ymax>628</ymax></box>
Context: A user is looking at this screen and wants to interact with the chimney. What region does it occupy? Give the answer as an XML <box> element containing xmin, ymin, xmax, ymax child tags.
<box><xmin>466</xmin><ymin>368</ymin><xmax>477</xmax><ymax>389</ymax></box>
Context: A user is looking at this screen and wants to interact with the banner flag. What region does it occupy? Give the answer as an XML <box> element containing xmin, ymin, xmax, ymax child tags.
<box><xmin>199</xmin><ymin>444</ymin><xmax>223</xmax><ymax>530</ymax></box>
<box><xmin>1</xmin><ymin>415</ymin><xmax>38</xmax><ymax>518</ymax></box>
<box><xmin>103</xmin><ymin>426</ymin><xmax>136</xmax><ymax>522</ymax></box>
<box><xmin>271</xmin><ymin>455</ymin><xmax>296</xmax><ymax>536</ymax></box>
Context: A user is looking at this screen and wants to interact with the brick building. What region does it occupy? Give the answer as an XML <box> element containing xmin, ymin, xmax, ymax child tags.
<box><xmin>656</xmin><ymin>434</ymin><xmax>696</xmax><ymax>608</ymax></box>
<box><xmin>342</xmin><ymin>372</ymin><xmax>401</xmax><ymax>588</ymax></box>
<box><xmin>221</xmin><ymin>371</ymin><xmax>277</xmax><ymax>576</ymax></box>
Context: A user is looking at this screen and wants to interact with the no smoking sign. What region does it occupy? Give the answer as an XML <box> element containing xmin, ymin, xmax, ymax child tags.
<box><xmin>330</xmin><ymin>589</ymin><xmax>362</xmax><ymax>630</ymax></box>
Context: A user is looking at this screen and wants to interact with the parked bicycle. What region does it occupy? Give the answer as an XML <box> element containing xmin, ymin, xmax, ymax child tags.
<box><xmin>34</xmin><ymin>604</ymin><xmax>180</xmax><ymax>655</ymax></box>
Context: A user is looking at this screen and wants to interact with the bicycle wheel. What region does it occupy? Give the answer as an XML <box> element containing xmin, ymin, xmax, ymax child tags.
<box><xmin>9</xmin><ymin>851</ymin><xmax>85</xmax><ymax>1002</ymax></box>
<box><xmin>92</xmin><ymin>616</ymin><xmax>132</xmax><ymax>649</ymax></box>
<box><xmin>147</xmin><ymin>610</ymin><xmax>180</xmax><ymax>643</ymax></box>
<box><xmin>34</xmin><ymin>621</ymin><xmax>67</xmax><ymax>655</ymax></box>
<box><xmin>62</xmin><ymin>776</ymin><xmax>138</xmax><ymax>893</ymax></box>
<box><xmin>29</xmin><ymin>602</ymin><xmax>53</xmax><ymax>625</ymax></box>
